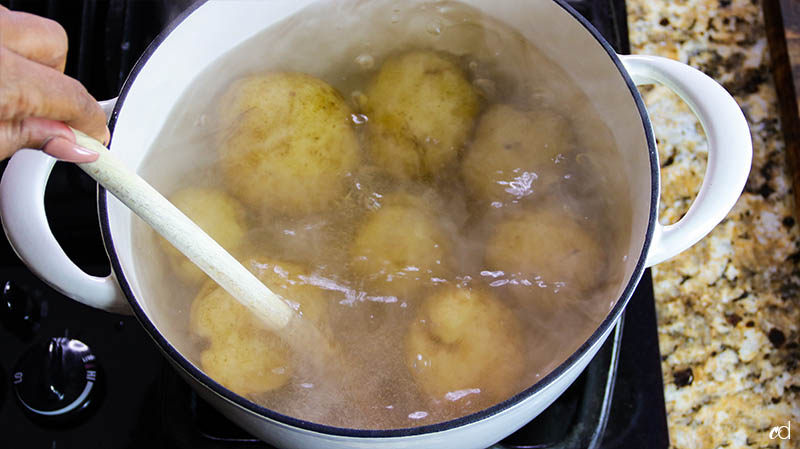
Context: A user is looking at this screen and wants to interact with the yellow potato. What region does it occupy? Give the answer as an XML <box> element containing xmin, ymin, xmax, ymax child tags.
<box><xmin>191</xmin><ymin>284</ymin><xmax>290</xmax><ymax>395</ymax></box>
<box><xmin>405</xmin><ymin>285</ymin><xmax>523</xmax><ymax>404</ymax></box>
<box><xmin>159</xmin><ymin>187</ymin><xmax>247</xmax><ymax>285</ymax></box>
<box><xmin>218</xmin><ymin>72</ymin><xmax>360</xmax><ymax>215</ymax></box>
<box><xmin>462</xmin><ymin>104</ymin><xmax>572</xmax><ymax>205</ymax></box>
<box><xmin>485</xmin><ymin>209</ymin><xmax>605</xmax><ymax>294</ymax></box>
<box><xmin>350</xmin><ymin>193</ymin><xmax>451</xmax><ymax>299</ymax></box>
<box><xmin>189</xmin><ymin>258</ymin><xmax>331</xmax><ymax>396</ymax></box>
<box><xmin>364</xmin><ymin>51</ymin><xmax>480</xmax><ymax>180</ymax></box>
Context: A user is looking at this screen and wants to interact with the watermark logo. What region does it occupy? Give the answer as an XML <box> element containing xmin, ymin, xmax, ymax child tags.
<box><xmin>770</xmin><ymin>421</ymin><xmax>791</xmax><ymax>440</ymax></box>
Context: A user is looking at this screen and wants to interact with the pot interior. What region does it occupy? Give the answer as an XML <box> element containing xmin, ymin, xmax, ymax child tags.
<box><xmin>105</xmin><ymin>0</ymin><xmax>653</xmax><ymax>431</ymax></box>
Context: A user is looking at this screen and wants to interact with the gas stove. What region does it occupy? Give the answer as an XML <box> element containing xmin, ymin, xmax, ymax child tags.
<box><xmin>0</xmin><ymin>1</ymin><xmax>669</xmax><ymax>448</ymax></box>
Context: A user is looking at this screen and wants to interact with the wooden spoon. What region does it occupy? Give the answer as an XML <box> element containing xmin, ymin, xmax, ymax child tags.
<box><xmin>72</xmin><ymin>129</ymin><xmax>373</xmax><ymax>404</ymax></box>
<box><xmin>71</xmin><ymin>128</ymin><xmax>297</xmax><ymax>333</ymax></box>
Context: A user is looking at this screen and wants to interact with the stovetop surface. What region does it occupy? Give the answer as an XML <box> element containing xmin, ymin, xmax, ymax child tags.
<box><xmin>0</xmin><ymin>1</ymin><xmax>669</xmax><ymax>448</ymax></box>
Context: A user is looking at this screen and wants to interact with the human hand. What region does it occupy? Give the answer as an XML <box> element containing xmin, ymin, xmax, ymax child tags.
<box><xmin>0</xmin><ymin>5</ymin><xmax>107</xmax><ymax>162</ymax></box>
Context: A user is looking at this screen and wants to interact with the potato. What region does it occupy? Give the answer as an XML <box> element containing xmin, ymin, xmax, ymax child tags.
<box><xmin>364</xmin><ymin>51</ymin><xmax>480</xmax><ymax>180</ymax></box>
<box><xmin>461</xmin><ymin>104</ymin><xmax>572</xmax><ymax>205</ymax></box>
<box><xmin>405</xmin><ymin>285</ymin><xmax>523</xmax><ymax>404</ymax></box>
<box><xmin>190</xmin><ymin>283</ymin><xmax>290</xmax><ymax>395</ymax></box>
<box><xmin>189</xmin><ymin>257</ymin><xmax>331</xmax><ymax>396</ymax></box>
<box><xmin>158</xmin><ymin>187</ymin><xmax>247</xmax><ymax>285</ymax></box>
<box><xmin>218</xmin><ymin>72</ymin><xmax>360</xmax><ymax>215</ymax></box>
<box><xmin>349</xmin><ymin>193</ymin><xmax>451</xmax><ymax>299</ymax></box>
<box><xmin>485</xmin><ymin>209</ymin><xmax>605</xmax><ymax>295</ymax></box>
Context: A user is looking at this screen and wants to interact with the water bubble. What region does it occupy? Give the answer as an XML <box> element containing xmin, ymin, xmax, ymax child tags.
<box><xmin>390</xmin><ymin>14</ymin><xmax>400</xmax><ymax>23</ymax></box>
<box><xmin>468</xmin><ymin>60</ymin><xmax>479</xmax><ymax>72</ymax></box>
<box><xmin>426</xmin><ymin>19</ymin><xmax>442</xmax><ymax>35</ymax></box>
<box><xmin>444</xmin><ymin>388</ymin><xmax>481</xmax><ymax>402</ymax></box>
<box><xmin>351</xmin><ymin>113</ymin><xmax>369</xmax><ymax>125</ymax></box>
<box><xmin>355</xmin><ymin>54</ymin><xmax>375</xmax><ymax>70</ymax></box>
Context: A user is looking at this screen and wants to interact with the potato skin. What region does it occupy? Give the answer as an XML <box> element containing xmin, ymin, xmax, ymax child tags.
<box><xmin>349</xmin><ymin>193</ymin><xmax>451</xmax><ymax>299</ymax></box>
<box><xmin>364</xmin><ymin>51</ymin><xmax>480</xmax><ymax>180</ymax></box>
<box><xmin>190</xmin><ymin>283</ymin><xmax>291</xmax><ymax>395</ymax></box>
<box><xmin>218</xmin><ymin>72</ymin><xmax>360</xmax><ymax>215</ymax></box>
<box><xmin>159</xmin><ymin>187</ymin><xmax>247</xmax><ymax>285</ymax></box>
<box><xmin>485</xmin><ymin>209</ymin><xmax>605</xmax><ymax>294</ymax></box>
<box><xmin>405</xmin><ymin>285</ymin><xmax>523</xmax><ymax>404</ymax></box>
<box><xmin>461</xmin><ymin>104</ymin><xmax>572</xmax><ymax>205</ymax></box>
<box><xmin>189</xmin><ymin>257</ymin><xmax>330</xmax><ymax>396</ymax></box>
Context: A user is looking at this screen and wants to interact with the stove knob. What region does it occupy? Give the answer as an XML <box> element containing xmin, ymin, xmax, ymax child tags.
<box><xmin>1</xmin><ymin>281</ymin><xmax>40</xmax><ymax>339</ymax></box>
<box><xmin>12</xmin><ymin>337</ymin><xmax>101</xmax><ymax>423</ymax></box>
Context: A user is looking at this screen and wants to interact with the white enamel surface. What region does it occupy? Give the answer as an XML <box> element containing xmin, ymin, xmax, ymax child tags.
<box><xmin>0</xmin><ymin>150</ymin><xmax>129</xmax><ymax>313</ymax></box>
<box><xmin>0</xmin><ymin>96</ymin><xmax>129</xmax><ymax>313</ymax></box>
<box><xmin>620</xmin><ymin>55</ymin><xmax>753</xmax><ymax>266</ymax></box>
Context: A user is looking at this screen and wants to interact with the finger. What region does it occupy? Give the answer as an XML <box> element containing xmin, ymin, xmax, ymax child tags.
<box><xmin>0</xmin><ymin>118</ymin><xmax>98</xmax><ymax>162</ymax></box>
<box><xmin>0</xmin><ymin>117</ymin><xmax>73</xmax><ymax>160</ymax></box>
<box><xmin>0</xmin><ymin>6</ymin><xmax>69</xmax><ymax>72</ymax></box>
<box><xmin>0</xmin><ymin>47</ymin><xmax>110</xmax><ymax>144</ymax></box>
<box><xmin>42</xmin><ymin>136</ymin><xmax>98</xmax><ymax>163</ymax></box>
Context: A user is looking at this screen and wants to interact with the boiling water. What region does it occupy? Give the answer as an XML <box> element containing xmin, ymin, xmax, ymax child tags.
<box><xmin>132</xmin><ymin>0</ymin><xmax>632</xmax><ymax>430</ymax></box>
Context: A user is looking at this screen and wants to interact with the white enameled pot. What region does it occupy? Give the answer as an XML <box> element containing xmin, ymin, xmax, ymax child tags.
<box><xmin>0</xmin><ymin>1</ymin><xmax>751</xmax><ymax>448</ymax></box>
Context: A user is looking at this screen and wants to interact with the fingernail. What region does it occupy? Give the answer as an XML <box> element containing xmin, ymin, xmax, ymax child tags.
<box><xmin>42</xmin><ymin>137</ymin><xmax>99</xmax><ymax>163</ymax></box>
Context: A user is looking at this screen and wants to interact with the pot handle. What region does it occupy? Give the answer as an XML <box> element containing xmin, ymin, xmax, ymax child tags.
<box><xmin>619</xmin><ymin>55</ymin><xmax>752</xmax><ymax>267</ymax></box>
<box><xmin>0</xmin><ymin>97</ymin><xmax>130</xmax><ymax>314</ymax></box>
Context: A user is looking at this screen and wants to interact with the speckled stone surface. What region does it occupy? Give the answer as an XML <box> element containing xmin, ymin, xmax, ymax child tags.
<box><xmin>627</xmin><ymin>0</ymin><xmax>800</xmax><ymax>447</ymax></box>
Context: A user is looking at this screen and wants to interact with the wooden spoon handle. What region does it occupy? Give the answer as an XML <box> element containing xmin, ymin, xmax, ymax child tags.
<box><xmin>71</xmin><ymin>128</ymin><xmax>294</xmax><ymax>331</ymax></box>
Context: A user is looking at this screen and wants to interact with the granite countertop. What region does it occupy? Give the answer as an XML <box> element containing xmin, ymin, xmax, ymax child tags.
<box><xmin>626</xmin><ymin>0</ymin><xmax>800</xmax><ymax>447</ymax></box>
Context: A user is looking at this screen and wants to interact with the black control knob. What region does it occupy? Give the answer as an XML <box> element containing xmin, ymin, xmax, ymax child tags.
<box><xmin>12</xmin><ymin>337</ymin><xmax>100</xmax><ymax>423</ymax></box>
<box><xmin>1</xmin><ymin>281</ymin><xmax>41</xmax><ymax>339</ymax></box>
